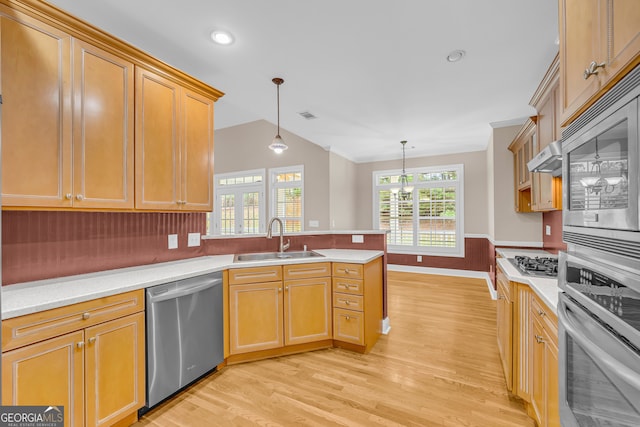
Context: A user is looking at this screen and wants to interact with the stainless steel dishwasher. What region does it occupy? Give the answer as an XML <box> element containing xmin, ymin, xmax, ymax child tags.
<box><xmin>143</xmin><ymin>272</ymin><xmax>224</xmax><ymax>410</ymax></box>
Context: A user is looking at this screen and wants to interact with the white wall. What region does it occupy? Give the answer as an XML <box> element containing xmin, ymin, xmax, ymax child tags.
<box><xmin>488</xmin><ymin>124</ymin><xmax>542</xmax><ymax>245</ymax></box>
<box><xmin>329</xmin><ymin>152</ymin><xmax>357</xmax><ymax>229</ymax></box>
<box><xmin>214</xmin><ymin>120</ymin><xmax>331</xmax><ymax>230</ymax></box>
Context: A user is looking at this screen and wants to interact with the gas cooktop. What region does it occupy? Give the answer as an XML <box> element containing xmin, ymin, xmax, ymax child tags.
<box><xmin>508</xmin><ymin>256</ymin><xmax>558</xmax><ymax>278</ymax></box>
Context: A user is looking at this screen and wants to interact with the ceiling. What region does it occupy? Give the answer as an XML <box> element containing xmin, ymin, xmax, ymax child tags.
<box><xmin>46</xmin><ymin>0</ymin><xmax>559</xmax><ymax>163</ymax></box>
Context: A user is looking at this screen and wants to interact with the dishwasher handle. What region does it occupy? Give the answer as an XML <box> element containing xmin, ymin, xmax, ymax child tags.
<box><xmin>148</xmin><ymin>278</ymin><xmax>222</xmax><ymax>303</ymax></box>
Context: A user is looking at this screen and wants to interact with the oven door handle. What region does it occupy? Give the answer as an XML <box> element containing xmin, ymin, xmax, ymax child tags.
<box><xmin>559</xmin><ymin>298</ymin><xmax>640</xmax><ymax>391</ymax></box>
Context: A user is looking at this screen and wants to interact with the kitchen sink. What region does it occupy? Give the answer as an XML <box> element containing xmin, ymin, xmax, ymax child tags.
<box><xmin>233</xmin><ymin>250</ymin><xmax>324</xmax><ymax>263</ymax></box>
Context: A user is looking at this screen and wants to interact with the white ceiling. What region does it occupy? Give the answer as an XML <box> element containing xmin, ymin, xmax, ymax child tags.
<box><xmin>46</xmin><ymin>0</ymin><xmax>559</xmax><ymax>163</ymax></box>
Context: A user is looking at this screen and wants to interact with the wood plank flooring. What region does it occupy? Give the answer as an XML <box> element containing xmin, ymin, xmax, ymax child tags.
<box><xmin>133</xmin><ymin>271</ymin><xmax>534</xmax><ymax>427</ymax></box>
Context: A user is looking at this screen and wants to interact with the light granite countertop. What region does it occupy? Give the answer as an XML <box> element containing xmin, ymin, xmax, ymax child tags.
<box><xmin>2</xmin><ymin>249</ymin><xmax>383</xmax><ymax>320</ymax></box>
<box><xmin>496</xmin><ymin>253</ymin><xmax>559</xmax><ymax>314</ymax></box>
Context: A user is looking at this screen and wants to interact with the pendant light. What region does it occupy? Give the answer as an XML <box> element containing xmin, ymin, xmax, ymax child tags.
<box><xmin>391</xmin><ymin>140</ymin><xmax>414</xmax><ymax>195</ymax></box>
<box><xmin>269</xmin><ymin>77</ymin><xmax>288</xmax><ymax>154</ymax></box>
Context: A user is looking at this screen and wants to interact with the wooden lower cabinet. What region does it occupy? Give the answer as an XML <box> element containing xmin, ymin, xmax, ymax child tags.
<box><xmin>229</xmin><ymin>281</ymin><xmax>284</xmax><ymax>354</ymax></box>
<box><xmin>496</xmin><ymin>264</ymin><xmax>560</xmax><ymax>427</ymax></box>
<box><xmin>284</xmin><ymin>277</ymin><xmax>332</xmax><ymax>346</ymax></box>
<box><xmin>1</xmin><ymin>292</ymin><xmax>145</xmax><ymax>427</ymax></box>
<box><xmin>333</xmin><ymin>308</ymin><xmax>364</xmax><ymax>345</ymax></box>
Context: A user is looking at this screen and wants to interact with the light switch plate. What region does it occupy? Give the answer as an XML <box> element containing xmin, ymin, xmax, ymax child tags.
<box><xmin>308</xmin><ymin>220</ymin><xmax>319</xmax><ymax>228</ymax></box>
<box><xmin>168</xmin><ymin>234</ymin><xmax>178</xmax><ymax>249</ymax></box>
<box><xmin>188</xmin><ymin>232</ymin><xmax>201</xmax><ymax>247</ymax></box>
<box><xmin>352</xmin><ymin>234</ymin><xmax>364</xmax><ymax>244</ymax></box>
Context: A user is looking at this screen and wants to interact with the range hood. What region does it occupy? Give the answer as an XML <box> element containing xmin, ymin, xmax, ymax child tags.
<box><xmin>527</xmin><ymin>139</ymin><xmax>562</xmax><ymax>177</ymax></box>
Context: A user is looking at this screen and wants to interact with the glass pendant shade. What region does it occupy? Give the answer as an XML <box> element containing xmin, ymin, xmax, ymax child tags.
<box><xmin>269</xmin><ymin>77</ymin><xmax>288</xmax><ymax>154</ymax></box>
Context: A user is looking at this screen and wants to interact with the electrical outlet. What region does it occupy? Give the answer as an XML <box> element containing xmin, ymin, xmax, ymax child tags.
<box><xmin>168</xmin><ymin>234</ymin><xmax>178</xmax><ymax>249</ymax></box>
<box><xmin>308</xmin><ymin>220</ymin><xmax>319</xmax><ymax>228</ymax></box>
<box><xmin>188</xmin><ymin>232</ymin><xmax>201</xmax><ymax>247</ymax></box>
<box><xmin>352</xmin><ymin>235</ymin><xmax>364</xmax><ymax>243</ymax></box>
<box><xmin>417</xmin><ymin>255</ymin><xmax>423</xmax><ymax>262</ymax></box>
<box><xmin>545</xmin><ymin>225</ymin><xmax>551</xmax><ymax>236</ymax></box>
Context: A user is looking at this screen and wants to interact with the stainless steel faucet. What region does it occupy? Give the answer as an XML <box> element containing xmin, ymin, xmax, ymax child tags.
<box><xmin>266</xmin><ymin>217</ymin><xmax>290</xmax><ymax>255</ymax></box>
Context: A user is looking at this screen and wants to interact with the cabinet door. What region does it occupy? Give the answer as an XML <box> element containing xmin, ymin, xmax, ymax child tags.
<box><xmin>496</xmin><ymin>273</ymin><xmax>513</xmax><ymax>391</ymax></box>
<box><xmin>2</xmin><ymin>331</ymin><xmax>84</xmax><ymax>427</ymax></box>
<box><xmin>72</xmin><ymin>40</ymin><xmax>134</xmax><ymax>209</ymax></box>
<box><xmin>135</xmin><ymin>67</ymin><xmax>180</xmax><ymax>210</ymax></box>
<box><xmin>514</xmin><ymin>284</ymin><xmax>530</xmax><ymax>400</ymax></box>
<box><xmin>284</xmin><ymin>277</ymin><xmax>331</xmax><ymax>345</ymax></box>
<box><xmin>181</xmin><ymin>89</ymin><xmax>214</xmax><ymax>211</ymax></box>
<box><xmin>603</xmin><ymin>0</ymin><xmax>640</xmax><ymax>86</ymax></box>
<box><xmin>0</xmin><ymin>10</ymin><xmax>72</xmax><ymax>208</ymax></box>
<box><xmin>333</xmin><ymin>308</ymin><xmax>364</xmax><ymax>345</ymax></box>
<box><xmin>84</xmin><ymin>312</ymin><xmax>145</xmax><ymax>427</ymax></box>
<box><xmin>559</xmin><ymin>0</ymin><xmax>601</xmax><ymax>125</ymax></box>
<box><xmin>531</xmin><ymin>316</ymin><xmax>545</xmax><ymax>426</ymax></box>
<box><xmin>229</xmin><ymin>282</ymin><xmax>283</xmax><ymax>354</ymax></box>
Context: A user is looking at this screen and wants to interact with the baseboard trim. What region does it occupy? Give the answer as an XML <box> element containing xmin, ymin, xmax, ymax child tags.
<box><xmin>387</xmin><ymin>264</ymin><xmax>497</xmax><ymax>300</ymax></box>
<box><xmin>381</xmin><ymin>317</ymin><xmax>391</xmax><ymax>335</ymax></box>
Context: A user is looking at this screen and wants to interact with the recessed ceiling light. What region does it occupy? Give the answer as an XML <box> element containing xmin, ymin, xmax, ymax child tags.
<box><xmin>210</xmin><ymin>29</ymin><xmax>234</xmax><ymax>45</ymax></box>
<box><xmin>446</xmin><ymin>49</ymin><xmax>466</xmax><ymax>63</ymax></box>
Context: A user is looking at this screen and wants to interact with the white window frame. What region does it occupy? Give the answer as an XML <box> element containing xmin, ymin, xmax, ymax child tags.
<box><xmin>210</xmin><ymin>169</ymin><xmax>266</xmax><ymax>236</ymax></box>
<box><xmin>270</xmin><ymin>165</ymin><xmax>304</xmax><ymax>233</ymax></box>
<box><xmin>372</xmin><ymin>164</ymin><xmax>464</xmax><ymax>257</ymax></box>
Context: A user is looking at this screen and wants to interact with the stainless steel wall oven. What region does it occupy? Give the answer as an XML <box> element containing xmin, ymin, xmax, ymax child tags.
<box><xmin>559</xmin><ymin>64</ymin><xmax>640</xmax><ymax>426</ymax></box>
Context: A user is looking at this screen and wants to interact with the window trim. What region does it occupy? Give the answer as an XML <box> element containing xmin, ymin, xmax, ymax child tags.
<box><xmin>372</xmin><ymin>164</ymin><xmax>465</xmax><ymax>257</ymax></box>
<box><xmin>211</xmin><ymin>168</ymin><xmax>266</xmax><ymax>236</ymax></box>
<box><xmin>269</xmin><ymin>165</ymin><xmax>304</xmax><ymax>233</ymax></box>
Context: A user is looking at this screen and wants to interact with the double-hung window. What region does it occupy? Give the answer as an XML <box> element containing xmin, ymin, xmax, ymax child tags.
<box><xmin>209</xmin><ymin>169</ymin><xmax>265</xmax><ymax>235</ymax></box>
<box><xmin>373</xmin><ymin>164</ymin><xmax>464</xmax><ymax>257</ymax></box>
<box><xmin>270</xmin><ymin>165</ymin><xmax>304</xmax><ymax>232</ymax></box>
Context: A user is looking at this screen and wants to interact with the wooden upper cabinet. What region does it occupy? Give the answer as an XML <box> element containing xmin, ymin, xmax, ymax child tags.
<box><xmin>530</xmin><ymin>55</ymin><xmax>562</xmax><ymax>212</ymax></box>
<box><xmin>0</xmin><ymin>9</ymin><xmax>72</xmax><ymax>208</ymax></box>
<box><xmin>135</xmin><ymin>67</ymin><xmax>215</xmax><ymax>211</ymax></box>
<box><xmin>1</xmin><ymin>8</ymin><xmax>135</xmax><ymax>210</ymax></box>
<box><xmin>508</xmin><ymin>119</ymin><xmax>536</xmax><ymax>213</ymax></box>
<box><xmin>181</xmin><ymin>89</ymin><xmax>214</xmax><ymax>210</ymax></box>
<box><xmin>559</xmin><ymin>0</ymin><xmax>640</xmax><ymax>126</ymax></box>
<box><xmin>72</xmin><ymin>40</ymin><xmax>134</xmax><ymax>209</ymax></box>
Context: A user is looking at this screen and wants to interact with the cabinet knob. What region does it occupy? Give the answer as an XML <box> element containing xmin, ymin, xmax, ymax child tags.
<box><xmin>65</xmin><ymin>193</ymin><xmax>73</xmax><ymax>200</ymax></box>
<box><xmin>88</xmin><ymin>337</ymin><xmax>96</xmax><ymax>344</ymax></box>
<box><xmin>278</xmin><ymin>287</ymin><xmax>282</xmax><ymax>292</ymax></box>
<box><xmin>535</xmin><ymin>335</ymin><xmax>545</xmax><ymax>344</ymax></box>
<box><xmin>345</xmin><ymin>315</ymin><xmax>350</xmax><ymax>320</ymax></box>
<box><xmin>284</xmin><ymin>285</ymin><xmax>289</xmax><ymax>291</ymax></box>
<box><xmin>82</xmin><ymin>312</ymin><xmax>91</xmax><ymax>320</ymax></box>
<box><xmin>76</xmin><ymin>194</ymin><xmax>84</xmax><ymax>201</ymax></box>
<box><xmin>345</xmin><ymin>300</ymin><xmax>351</xmax><ymax>306</ymax></box>
<box><xmin>583</xmin><ymin>61</ymin><xmax>606</xmax><ymax>79</ymax></box>
<box><xmin>538</xmin><ymin>309</ymin><xmax>546</xmax><ymax>317</ymax></box>
<box><xmin>77</xmin><ymin>341</ymin><xmax>84</xmax><ymax>349</ymax></box>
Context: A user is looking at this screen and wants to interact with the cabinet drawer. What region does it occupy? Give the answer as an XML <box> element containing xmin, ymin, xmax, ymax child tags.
<box><xmin>530</xmin><ymin>293</ymin><xmax>558</xmax><ymax>337</ymax></box>
<box><xmin>2</xmin><ymin>290</ymin><xmax>144</xmax><ymax>352</ymax></box>
<box><xmin>333</xmin><ymin>293</ymin><xmax>363</xmax><ymax>311</ymax></box>
<box><xmin>228</xmin><ymin>266</ymin><xmax>282</xmax><ymax>285</ymax></box>
<box><xmin>332</xmin><ymin>277</ymin><xmax>364</xmax><ymax>296</ymax></box>
<box><xmin>332</xmin><ymin>263</ymin><xmax>363</xmax><ymax>280</ymax></box>
<box><xmin>283</xmin><ymin>262</ymin><xmax>331</xmax><ymax>280</ymax></box>
<box><xmin>333</xmin><ymin>308</ymin><xmax>364</xmax><ymax>345</ymax></box>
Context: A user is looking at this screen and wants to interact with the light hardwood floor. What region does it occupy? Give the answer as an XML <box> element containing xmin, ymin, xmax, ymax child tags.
<box><xmin>133</xmin><ymin>271</ymin><xmax>534</xmax><ymax>427</ymax></box>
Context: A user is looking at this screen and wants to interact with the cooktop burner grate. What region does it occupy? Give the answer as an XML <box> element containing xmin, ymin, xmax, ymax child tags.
<box><xmin>508</xmin><ymin>256</ymin><xmax>558</xmax><ymax>278</ymax></box>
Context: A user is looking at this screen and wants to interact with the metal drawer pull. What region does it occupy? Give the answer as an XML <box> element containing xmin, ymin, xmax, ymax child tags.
<box><xmin>82</xmin><ymin>312</ymin><xmax>91</xmax><ymax>320</ymax></box>
<box><xmin>583</xmin><ymin>60</ymin><xmax>605</xmax><ymax>79</ymax></box>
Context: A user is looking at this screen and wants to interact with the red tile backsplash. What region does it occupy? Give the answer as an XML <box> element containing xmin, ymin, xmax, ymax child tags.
<box><xmin>2</xmin><ymin>211</ymin><xmax>206</xmax><ymax>285</ymax></box>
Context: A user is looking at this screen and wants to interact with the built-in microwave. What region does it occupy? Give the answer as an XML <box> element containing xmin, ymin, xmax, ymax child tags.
<box><xmin>562</xmin><ymin>64</ymin><xmax>640</xmax><ymax>255</ymax></box>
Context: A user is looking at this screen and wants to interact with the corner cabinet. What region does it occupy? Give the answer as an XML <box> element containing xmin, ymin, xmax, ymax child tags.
<box><xmin>530</xmin><ymin>54</ymin><xmax>562</xmax><ymax>212</ymax></box>
<box><xmin>559</xmin><ymin>0</ymin><xmax>640</xmax><ymax>126</ymax></box>
<box><xmin>135</xmin><ymin>68</ymin><xmax>215</xmax><ymax>211</ymax></box>
<box><xmin>508</xmin><ymin>119</ymin><xmax>536</xmax><ymax>213</ymax></box>
<box><xmin>1</xmin><ymin>290</ymin><xmax>145</xmax><ymax>427</ymax></box>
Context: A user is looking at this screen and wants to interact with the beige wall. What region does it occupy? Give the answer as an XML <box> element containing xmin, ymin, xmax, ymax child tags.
<box><xmin>214</xmin><ymin>120</ymin><xmax>332</xmax><ymax>230</ymax></box>
<box><xmin>488</xmin><ymin>125</ymin><xmax>542</xmax><ymax>245</ymax></box>
<box><xmin>329</xmin><ymin>152</ymin><xmax>358</xmax><ymax>229</ymax></box>
<box><xmin>354</xmin><ymin>150</ymin><xmax>489</xmax><ymax>235</ymax></box>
